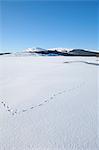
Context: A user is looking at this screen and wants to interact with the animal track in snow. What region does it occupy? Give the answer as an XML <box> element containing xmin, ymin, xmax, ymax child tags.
<box><xmin>0</xmin><ymin>81</ymin><xmax>86</xmax><ymax>116</ymax></box>
<box><xmin>0</xmin><ymin>101</ymin><xmax>18</xmax><ymax>116</ymax></box>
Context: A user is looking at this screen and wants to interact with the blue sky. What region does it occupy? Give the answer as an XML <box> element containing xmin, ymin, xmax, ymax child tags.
<box><xmin>0</xmin><ymin>0</ymin><xmax>98</xmax><ymax>52</ymax></box>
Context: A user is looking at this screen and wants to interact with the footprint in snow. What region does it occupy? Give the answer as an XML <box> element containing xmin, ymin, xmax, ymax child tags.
<box><xmin>50</xmin><ymin>97</ymin><xmax>53</xmax><ymax>99</ymax></box>
<box><xmin>7</xmin><ymin>106</ymin><xmax>10</xmax><ymax>109</ymax></box>
<box><xmin>7</xmin><ymin>109</ymin><xmax>13</xmax><ymax>112</ymax></box>
<box><xmin>44</xmin><ymin>100</ymin><xmax>48</xmax><ymax>103</ymax></box>
<box><xmin>22</xmin><ymin>109</ymin><xmax>27</xmax><ymax>112</ymax></box>
<box><xmin>30</xmin><ymin>106</ymin><xmax>35</xmax><ymax>109</ymax></box>
<box><xmin>38</xmin><ymin>103</ymin><xmax>43</xmax><ymax>106</ymax></box>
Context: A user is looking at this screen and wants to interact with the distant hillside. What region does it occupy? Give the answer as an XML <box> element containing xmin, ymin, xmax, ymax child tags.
<box><xmin>68</xmin><ymin>49</ymin><xmax>99</xmax><ymax>56</ymax></box>
<box><xmin>25</xmin><ymin>47</ymin><xmax>99</xmax><ymax>56</ymax></box>
<box><xmin>0</xmin><ymin>52</ymin><xmax>11</xmax><ymax>55</ymax></box>
<box><xmin>0</xmin><ymin>48</ymin><xmax>99</xmax><ymax>57</ymax></box>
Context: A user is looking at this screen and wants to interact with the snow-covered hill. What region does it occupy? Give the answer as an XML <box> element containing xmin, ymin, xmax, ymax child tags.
<box><xmin>0</xmin><ymin>47</ymin><xmax>99</xmax><ymax>56</ymax></box>
<box><xmin>24</xmin><ymin>47</ymin><xmax>99</xmax><ymax>56</ymax></box>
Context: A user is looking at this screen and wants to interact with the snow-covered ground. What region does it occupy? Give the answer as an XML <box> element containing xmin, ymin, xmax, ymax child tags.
<box><xmin>0</xmin><ymin>56</ymin><xmax>99</xmax><ymax>150</ymax></box>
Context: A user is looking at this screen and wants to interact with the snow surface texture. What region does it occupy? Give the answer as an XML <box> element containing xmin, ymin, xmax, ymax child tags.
<box><xmin>0</xmin><ymin>56</ymin><xmax>99</xmax><ymax>150</ymax></box>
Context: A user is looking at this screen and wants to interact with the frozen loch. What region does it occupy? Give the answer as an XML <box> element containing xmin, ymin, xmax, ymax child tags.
<box><xmin>0</xmin><ymin>56</ymin><xmax>99</xmax><ymax>150</ymax></box>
